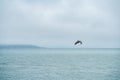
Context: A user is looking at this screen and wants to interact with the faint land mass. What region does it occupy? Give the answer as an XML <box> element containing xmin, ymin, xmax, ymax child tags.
<box><xmin>0</xmin><ymin>45</ymin><xmax>45</xmax><ymax>49</ymax></box>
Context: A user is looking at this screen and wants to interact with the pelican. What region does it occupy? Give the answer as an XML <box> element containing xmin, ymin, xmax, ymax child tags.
<box><xmin>74</xmin><ymin>40</ymin><xmax>82</xmax><ymax>45</ymax></box>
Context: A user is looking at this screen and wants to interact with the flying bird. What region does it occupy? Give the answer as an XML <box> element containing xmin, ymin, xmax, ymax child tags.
<box><xmin>74</xmin><ymin>40</ymin><xmax>82</xmax><ymax>45</ymax></box>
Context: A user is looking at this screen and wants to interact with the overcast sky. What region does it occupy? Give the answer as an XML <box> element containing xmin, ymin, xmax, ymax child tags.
<box><xmin>0</xmin><ymin>0</ymin><xmax>120</xmax><ymax>48</ymax></box>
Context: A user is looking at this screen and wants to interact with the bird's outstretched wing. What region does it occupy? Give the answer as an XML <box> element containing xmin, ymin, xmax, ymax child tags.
<box><xmin>74</xmin><ymin>40</ymin><xmax>82</xmax><ymax>45</ymax></box>
<box><xmin>79</xmin><ymin>41</ymin><xmax>82</xmax><ymax>44</ymax></box>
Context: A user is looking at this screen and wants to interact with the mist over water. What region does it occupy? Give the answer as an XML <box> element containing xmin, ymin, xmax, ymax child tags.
<box><xmin>0</xmin><ymin>48</ymin><xmax>120</xmax><ymax>80</ymax></box>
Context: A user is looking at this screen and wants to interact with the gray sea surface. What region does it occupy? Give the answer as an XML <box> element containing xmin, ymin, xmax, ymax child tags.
<box><xmin>0</xmin><ymin>48</ymin><xmax>120</xmax><ymax>80</ymax></box>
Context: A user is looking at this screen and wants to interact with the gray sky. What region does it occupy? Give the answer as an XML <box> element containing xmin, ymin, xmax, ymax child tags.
<box><xmin>0</xmin><ymin>0</ymin><xmax>120</xmax><ymax>48</ymax></box>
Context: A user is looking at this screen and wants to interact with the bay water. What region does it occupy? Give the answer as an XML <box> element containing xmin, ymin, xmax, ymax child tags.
<box><xmin>0</xmin><ymin>48</ymin><xmax>120</xmax><ymax>80</ymax></box>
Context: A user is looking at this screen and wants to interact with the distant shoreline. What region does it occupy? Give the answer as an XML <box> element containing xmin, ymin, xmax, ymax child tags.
<box><xmin>0</xmin><ymin>45</ymin><xmax>45</xmax><ymax>49</ymax></box>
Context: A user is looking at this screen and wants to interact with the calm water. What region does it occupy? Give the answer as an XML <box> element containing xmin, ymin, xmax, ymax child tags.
<box><xmin>0</xmin><ymin>48</ymin><xmax>120</xmax><ymax>80</ymax></box>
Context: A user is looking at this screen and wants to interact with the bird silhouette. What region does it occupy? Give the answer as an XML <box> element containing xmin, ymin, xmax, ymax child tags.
<box><xmin>74</xmin><ymin>40</ymin><xmax>82</xmax><ymax>45</ymax></box>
